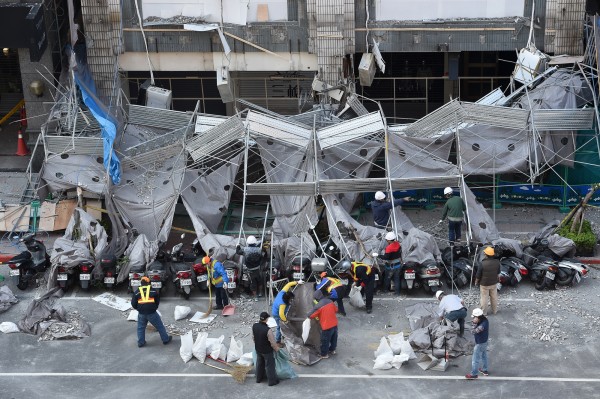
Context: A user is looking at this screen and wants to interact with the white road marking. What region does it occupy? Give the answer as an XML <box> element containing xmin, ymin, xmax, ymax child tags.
<box><xmin>52</xmin><ymin>296</ymin><xmax>536</xmax><ymax>302</ymax></box>
<box><xmin>0</xmin><ymin>372</ymin><xmax>599</xmax><ymax>382</ymax></box>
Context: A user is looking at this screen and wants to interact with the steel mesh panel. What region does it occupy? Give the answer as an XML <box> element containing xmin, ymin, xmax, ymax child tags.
<box><xmin>531</xmin><ymin>108</ymin><xmax>595</xmax><ymax>130</ymax></box>
<box><xmin>389</xmin><ymin>176</ymin><xmax>461</xmax><ymax>191</ymax></box>
<box><xmin>346</xmin><ymin>94</ymin><xmax>369</xmax><ymax>116</ymax></box>
<box><xmin>462</xmin><ymin>102</ymin><xmax>530</xmax><ymax>130</ymax></box>
<box><xmin>246</xmin><ymin>182</ymin><xmax>316</xmax><ymax>196</ymax></box>
<box><xmin>246</xmin><ymin>110</ymin><xmax>311</xmax><ymax>148</ymax></box>
<box><xmin>186</xmin><ymin>115</ymin><xmax>244</xmax><ymax>161</ymax></box>
<box><xmin>403</xmin><ymin>99</ymin><xmax>465</xmax><ymax>137</ymax></box>
<box><xmin>195</xmin><ymin>115</ymin><xmax>228</xmax><ymax>134</ymax></box>
<box><xmin>128</xmin><ymin>104</ymin><xmax>192</xmax><ymax>129</ymax></box>
<box><xmin>124</xmin><ymin>126</ymin><xmax>191</xmax><ymax>157</ymax></box>
<box><xmin>45</xmin><ymin>136</ymin><xmax>104</xmax><ymax>155</ymax></box>
<box><xmin>122</xmin><ymin>143</ymin><xmax>183</xmax><ymax>169</ymax></box>
<box><xmin>318</xmin><ymin>178</ymin><xmax>388</xmax><ymax>194</ymax></box>
<box><xmin>318</xmin><ymin>111</ymin><xmax>384</xmax><ymax>149</ymax></box>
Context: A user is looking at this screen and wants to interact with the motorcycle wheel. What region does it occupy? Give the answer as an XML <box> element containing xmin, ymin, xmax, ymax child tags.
<box><xmin>556</xmin><ymin>272</ymin><xmax>575</xmax><ymax>286</ymax></box>
<box><xmin>17</xmin><ymin>275</ymin><xmax>28</xmax><ymax>290</ymax></box>
<box><xmin>534</xmin><ymin>279</ymin><xmax>546</xmax><ymax>291</ymax></box>
<box><xmin>183</xmin><ymin>291</ymin><xmax>190</xmax><ymax>300</ymax></box>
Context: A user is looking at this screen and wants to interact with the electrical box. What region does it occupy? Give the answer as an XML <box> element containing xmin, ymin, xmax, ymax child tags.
<box><xmin>513</xmin><ymin>47</ymin><xmax>549</xmax><ymax>85</ymax></box>
<box><xmin>358</xmin><ymin>53</ymin><xmax>376</xmax><ymax>87</ymax></box>
<box><xmin>217</xmin><ymin>66</ymin><xmax>234</xmax><ymax>103</ymax></box>
<box><xmin>146</xmin><ymin>86</ymin><xmax>172</xmax><ymax>109</ymax></box>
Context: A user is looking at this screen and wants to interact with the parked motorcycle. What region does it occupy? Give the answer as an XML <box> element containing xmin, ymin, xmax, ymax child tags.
<box><xmin>7</xmin><ymin>233</ymin><xmax>50</xmax><ymax>290</ymax></box>
<box><xmin>78</xmin><ymin>260</ymin><xmax>95</xmax><ymax>290</ymax></box>
<box><xmin>128</xmin><ymin>263</ymin><xmax>146</xmax><ymax>293</ymax></box>
<box><xmin>223</xmin><ymin>259</ymin><xmax>241</xmax><ymax>295</ymax></box>
<box><xmin>56</xmin><ymin>263</ymin><xmax>77</xmax><ymax>291</ymax></box>
<box><xmin>169</xmin><ymin>243</ymin><xmax>194</xmax><ymax>299</ymax></box>
<box><xmin>100</xmin><ymin>254</ymin><xmax>118</xmax><ymax>289</ymax></box>
<box><xmin>529</xmin><ymin>257</ymin><xmax>559</xmax><ymax>290</ymax></box>
<box><xmin>193</xmin><ymin>258</ymin><xmax>209</xmax><ymax>292</ymax></box>
<box><xmin>413</xmin><ymin>260</ymin><xmax>443</xmax><ymax>293</ymax></box>
<box><xmin>287</xmin><ymin>256</ymin><xmax>311</xmax><ymax>282</ymax></box>
<box><xmin>497</xmin><ymin>257</ymin><xmax>528</xmax><ymax>291</ymax></box>
<box><xmin>555</xmin><ymin>259</ymin><xmax>589</xmax><ymax>286</ymax></box>
<box><xmin>440</xmin><ymin>245</ymin><xmax>474</xmax><ymax>289</ymax></box>
<box><xmin>147</xmin><ymin>255</ymin><xmax>169</xmax><ymax>294</ymax></box>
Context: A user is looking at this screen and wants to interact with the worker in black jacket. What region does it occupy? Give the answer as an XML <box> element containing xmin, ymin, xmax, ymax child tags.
<box><xmin>252</xmin><ymin>312</ymin><xmax>280</xmax><ymax>386</ymax></box>
<box><xmin>131</xmin><ymin>276</ymin><xmax>172</xmax><ymax>348</ymax></box>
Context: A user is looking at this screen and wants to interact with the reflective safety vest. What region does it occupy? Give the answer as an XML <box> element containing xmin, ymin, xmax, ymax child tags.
<box><xmin>351</xmin><ymin>262</ymin><xmax>371</xmax><ymax>281</ymax></box>
<box><xmin>138</xmin><ymin>285</ymin><xmax>155</xmax><ymax>304</ymax></box>
<box><xmin>208</xmin><ymin>260</ymin><xmax>223</xmax><ymax>285</ymax></box>
<box><xmin>325</xmin><ymin>277</ymin><xmax>342</xmax><ymax>292</ymax></box>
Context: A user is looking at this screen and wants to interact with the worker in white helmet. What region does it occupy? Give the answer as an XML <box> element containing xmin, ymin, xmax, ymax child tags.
<box><xmin>380</xmin><ymin>231</ymin><xmax>403</xmax><ymax>295</ymax></box>
<box><xmin>438</xmin><ymin>187</ymin><xmax>466</xmax><ymax>244</ymax></box>
<box><xmin>371</xmin><ymin>191</ymin><xmax>412</xmax><ymax>228</ymax></box>
<box><xmin>236</xmin><ymin>235</ymin><xmax>266</xmax><ymax>301</ymax></box>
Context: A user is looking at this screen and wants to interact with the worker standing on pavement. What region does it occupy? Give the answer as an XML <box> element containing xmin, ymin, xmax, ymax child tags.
<box><xmin>436</xmin><ymin>290</ymin><xmax>467</xmax><ymax>337</ymax></box>
<box><xmin>380</xmin><ymin>231</ymin><xmax>402</xmax><ymax>295</ymax></box>
<box><xmin>271</xmin><ymin>280</ymin><xmax>300</xmax><ymax>343</ymax></box>
<box><xmin>203</xmin><ymin>255</ymin><xmax>229</xmax><ymax>310</ymax></box>
<box><xmin>316</xmin><ymin>272</ymin><xmax>347</xmax><ymax>316</ymax></box>
<box><xmin>438</xmin><ymin>187</ymin><xmax>467</xmax><ymax>244</ymax></box>
<box><xmin>252</xmin><ymin>311</ymin><xmax>280</xmax><ymax>386</ymax></box>
<box><xmin>476</xmin><ymin>246</ymin><xmax>501</xmax><ymax>315</ymax></box>
<box><xmin>465</xmin><ymin>308</ymin><xmax>490</xmax><ymax>380</ymax></box>
<box><xmin>308</xmin><ymin>290</ymin><xmax>338</xmax><ymax>359</ymax></box>
<box><xmin>131</xmin><ymin>277</ymin><xmax>172</xmax><ymax>347</ymax></box>
<box><xmin>236</xmin><ymin>235</ymin><xmax>266</xmax><ymax>301</ymax></box>
<box><xmin>371</xmin><ymin>191</ymin><xmax>412</xmax><ymax>228</ymax></box>
<box><xmin>340</xmin><ymin>261</ymin><xmax>375</xmax><ymax>314</ymax></box>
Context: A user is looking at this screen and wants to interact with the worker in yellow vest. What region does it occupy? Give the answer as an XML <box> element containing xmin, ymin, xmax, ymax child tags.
<box><xmin>131</xmin><ymin>276</ymin><xmax>172</xmax><ymax>347</ymax></box>
<box><xmin>339</xmin><ymin>261</ymin><xmax>375</xmax><ymax>314</ymax></box>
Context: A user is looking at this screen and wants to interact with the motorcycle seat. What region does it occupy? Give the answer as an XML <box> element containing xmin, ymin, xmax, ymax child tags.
<box><xmin>147</xmin><ymin>260</ymin><xmax>166</xmax><ymax>271</ymax></box>
<box><xmin>171</xmin><ymin>262</ymin><xmax>191</xmax><ymax>272</ymax></box>
<box><xmin>9</xmin><ymin>251</ymin><xmax>31</xmax><ymax>263</ymax></box>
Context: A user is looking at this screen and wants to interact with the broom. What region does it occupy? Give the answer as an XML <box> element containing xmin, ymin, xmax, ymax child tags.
<box><xmin>203</xmin><ymin>359</ymin><xmax>253</xmax><ymax>384</ymax></box>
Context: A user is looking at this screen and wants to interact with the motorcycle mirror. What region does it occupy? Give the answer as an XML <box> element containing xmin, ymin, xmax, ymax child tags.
<box><xmin>372</xmin><ymin>252</ymin><xmax>379</xmax><ymax>258</ymax></box>
<box><xmin>181</xmin><ymin>233</ymin><xmax>186</xmax><ymax>239</ymax></box>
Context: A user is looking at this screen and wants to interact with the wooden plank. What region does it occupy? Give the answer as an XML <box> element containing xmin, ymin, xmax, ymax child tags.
<box><xmin>0</xmin><ymin>205</ymin><xmax>30</xmax><ymax>232</ymax></box>
<box><xmin>53</xmin><ymin>200</ymin><xmax>77</xmax><ymax>231</ymax></box>
<box><xmin>85</xmin><ymin>199</ymin><xmax>103</xmax><ymax>221</ymax></box>
<box><xmin>38</xmin><ymin>201</ymin><xmax>57</xmax><ymax>232</ymax></box>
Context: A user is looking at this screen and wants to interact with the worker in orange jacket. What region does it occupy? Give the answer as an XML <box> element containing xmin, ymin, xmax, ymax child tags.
<box><xmin>308</xmin><ymin>290</ymin><xmax>338</xmax><ymax>359</ymax></box>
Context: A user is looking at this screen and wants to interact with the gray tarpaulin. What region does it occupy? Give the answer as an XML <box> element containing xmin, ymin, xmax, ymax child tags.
<box><xmin>271</xmin><ymin>233</ymin><xmax>316</xmax><ymax>269</ymax></box>
<box><xmin>458</xmin><ymin>125</ymin><xmax>529</xmax><ymax>175</ymax></box>
<box><xmin>41</xmin><ymin>155</ymin><xmax>107</xmax><ymax>195</ymax></box>
<box><xmin>401</xmin><ymin>132</ymin><xmax>454</xmax><ymax>162</ymax></box>
<box><xmin>180</xmin><ymin>153</ymin><xmax>242</xmax><ymax>233</ymax></box>
<box><xmin>47</xmin><ymin>208</ymin><xmax>108</xmax><ymax>288</ymax></box>
<box><xmin>320</xmin><ymin>137</ymin><xmax>380</xmax><ymax>211</ymax></box>
<box><xmin>0</xmin><ymin>285</ymin><xmax>18</xmax><ymax>313</ymax></box>
<box><xmin>491</xmin><ymin>237</ymin><xmax>524</xmax><ymax>258</ymax></box>
<box><xmin>401</xmin><ymin>227</ymin><xmax>441</xmax><ymax>264</ymax></box>
<box><xmin>118</xmin><ymin>233</ymin><xmax>159</xmax><ymax>283</ymax></box>
<box><xmin>388</xmin><ymin>134</ymin><xmax>459</xmax><ymax>178</ymax></box>
<box><xmin>464</xmin><ymin>186</ymin><xmax>500</xmax><ymax>244</ymax></box>
<box><xmin>256</xmin><ymin>138</ymin><xmax>318</xmax><ymax>238</ymax></box>
<box><xmin>279</xmin><ymin>282</ymin><xmax>321</xmax><ymax>365</ymax></box>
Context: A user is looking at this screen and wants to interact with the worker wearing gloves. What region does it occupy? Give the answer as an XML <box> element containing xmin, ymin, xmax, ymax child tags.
<box><xmin>380</xmin><ymin>231</ymin><xmax>402</xmax><ymax>295</ymax></box>
<box><xmin>271</xmin><ymin>280</ymin><xmax>300</xmax><ymax>343</ymax></box>
<box><xmin>371</xmin><ymin>191</ymin><xmax>412</xmax><ymax>228</ymax></box>
<box><xmin>236</xmin><ymin>235</ymin><xmax>266</xmax><ymax>301</ymax></box>
<box><xmin>203</xmin><ymin>255</ymin><xmax>229</xmax><ymax>310</ymax></box>
<box><xmin>316</xmin><ymin>272</ymin><xmax>347</xmax><ymax>316</ymax></box>
<box><xmin>340</xmin><ymin>261</ymin><xmax>375</xmax><ymax>314</ymax></box>
<box><xmin>308</xmin><ymin>290</ymin><xmax>338</xmax><ymax>359</ymax></box>
<box><xmin>438</xmin><ymin>187</ymin><xmax>467</xmax><ymax>244</ymax></box>
<box><xmin>436</xmin><ymin>290</ymin><xmax>467</xmax><ymax>337</ymax></box>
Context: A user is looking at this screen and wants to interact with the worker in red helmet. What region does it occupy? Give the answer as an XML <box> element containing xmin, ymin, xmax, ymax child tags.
<box><xmin>380</xmin><ymin>231</ymin><xmax>402</xmax><ymax>296</ymax></box>
<box><xmin>131</xmin><ymin>276</ymin><xmax>172</xmax><ymax>347</ymax></box>
<box><xmin>202</xmin><ymin>255</ymin><xmax>229</xmax><ymax>310</ymax></box>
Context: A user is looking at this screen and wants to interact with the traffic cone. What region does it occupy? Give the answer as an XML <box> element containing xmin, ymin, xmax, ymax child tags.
<box><xmin>15</xmin><ymin>128</ymin><xmax>30</xmax><ymax>156</ymax></box>
<box><xmin>20</xmin><ymin>105</ymin><xmax>27</xmax><ymax>128</ymax></box>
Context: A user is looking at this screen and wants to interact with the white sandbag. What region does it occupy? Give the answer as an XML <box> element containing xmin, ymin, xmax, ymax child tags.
<box><xmin>206</xmin><ymin>335</ymin><xmax>225</xmax><ymax>355</ymax></box>
<box><xmin>373</xmin><ymin>353</ymin><xmax>394</xmax><ymax>370</ymax></box>
<box><xmin>226</xmin><ymin>336</ymin><xmax>244</xmax><ymax>363</ymax></box>
<box><xmin>391</xmin><ymin>353</ymin><xmax>410</xmax><ymax>369</ymax></box>
<box><xmin>348</xmin><ymin>285</ymin><xmax>365</xmax><ymax>308</ymax></box>
<box><xmin>237</xmin><ymin>352</ymin><xmax>254</xmax><ymax>366</ymax></box>
<box><xmin>174</xmin><ymin>306</ymin><xmax>191</xmax><ymax>321</ymax></box>
<box><xmin>374</xmin><ymin>336</ymin><xmax>393</xmax><ymax>358</ymax></box>
<box><xmin>388</xmin><ymin>333</ymin><xmax>405</xmax><ymax>355</ymax></box>
<box><xmin>215</xmin><ymin>344</ymin><xmax>228</xmax><ymax>360</ymax></box>
<box><xmin>127</xmin><ymin>310</ymin><xmax>139</xmax><ymax>321</ymax></box>
<box><xmin>399</xmin><ymin>340</ymin><xmax>417</xmax><ymax>360</ymax></box>
<box><xmin>192</xmin><ymin>332</ymin><xmax>208</xmax><ymax>362</ymax></box>
<box><xmin>0</xmin><ymin>321</ymin><xmax>19</xmax><ymax>334</ymax></box>
<box><xmin>180</xmin><ymin>331</ymin><xmax>194</xmax><ymax>363</ymax></box>
<box><xmin>301</xmin><ymin>318</ymin><xmax>311</xmax><ymax>343</ymax></box>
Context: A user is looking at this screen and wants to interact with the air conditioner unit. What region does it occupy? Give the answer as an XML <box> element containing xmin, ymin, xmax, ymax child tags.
<box><xmin>146</xmin><ymin>86</ymin><xmax>172</xmax><ymax>109</ymax></box>
<box><xmin>217</xmin><ymin>66</ymin><xmax>234</xmax><ymax>103</ymax></box>
<box><xmin>513</xmin><ymin>47</ymin><xmax>549</xmax><ymax>85</ymax></box>
<box><xmin>358</xmin><ymin>53</ymin><xmax>376</xmax><ymax>87</ymax></box>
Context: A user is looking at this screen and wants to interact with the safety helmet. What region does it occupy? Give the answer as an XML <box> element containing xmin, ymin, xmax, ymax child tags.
<box><xmin>201</xmin><ymin>256</ymin><xmax>211</xmax><ymax>265</ymax></box>
<box><xmin>435</xmin><ymin>290</ymin><xmax>445</xmax><ymax>300</ymax></box>
<box><xmin>141</xmin><ymin>276</ymin><xmax>150</xmax><ymax>284</ymax></box>
<box><xmin>246</xmin><ymin>235</ymin><xmax>258</xmax><ymax>245</ymax></box>
<box><xmin>483</xmin><ymin>246</ymin><xmax>495</xmax><ymax>257</ymax></box>
<box><xmin>375</xmin><ymin>191</ymin><xmax>386</xmax><ymax>200</ymax></box>
<box><xmin>443</xmin><ymin>187</ymin><xmax>453</xmax><ymax>196</ymax></box>
<box><xmin>385</xmin><ymin>231</ymin><xmax>396</xmax><ymax>241</ymax></box>
<box><xmin>471</xmin><ymin>308</ymin><xmax>484</xmax><ymax>317</ymax></box>
<box><xmin>320</xmin><ymin>272</ymin><xmax>328</xmax><ymax>278</ymax></box>
<box><xmin>338</xmin><ymin>260</ymin><xmax>351</xmax><ymax>271</ymax></box>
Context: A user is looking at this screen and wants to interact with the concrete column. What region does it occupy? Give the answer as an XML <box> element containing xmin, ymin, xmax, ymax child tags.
<box><xmin>18</xmin><ymin>47</ymin><xmax>54</xmax><ymax>138</ymax></box>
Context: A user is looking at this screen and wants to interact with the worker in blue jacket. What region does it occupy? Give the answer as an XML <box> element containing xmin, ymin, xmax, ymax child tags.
<box><xmin>371</xmin><ymin>191</ymin><xmax>412</xmax><ymax>228</ymax></box>
<box><xmin>202</xmin><ymin>255</ymin><xmax>230</xmax><ymax>310</ymax></box>
<box><xmin>271</xmin><ymin>280</ymin><xmax>300</xmax><ymax>343</ymax></box>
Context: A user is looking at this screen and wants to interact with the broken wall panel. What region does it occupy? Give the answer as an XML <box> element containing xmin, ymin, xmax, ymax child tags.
<box><xmin>317</xmin><ymin>111</ymin><xmax>384</xmax><ymax>149</ymax></box>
